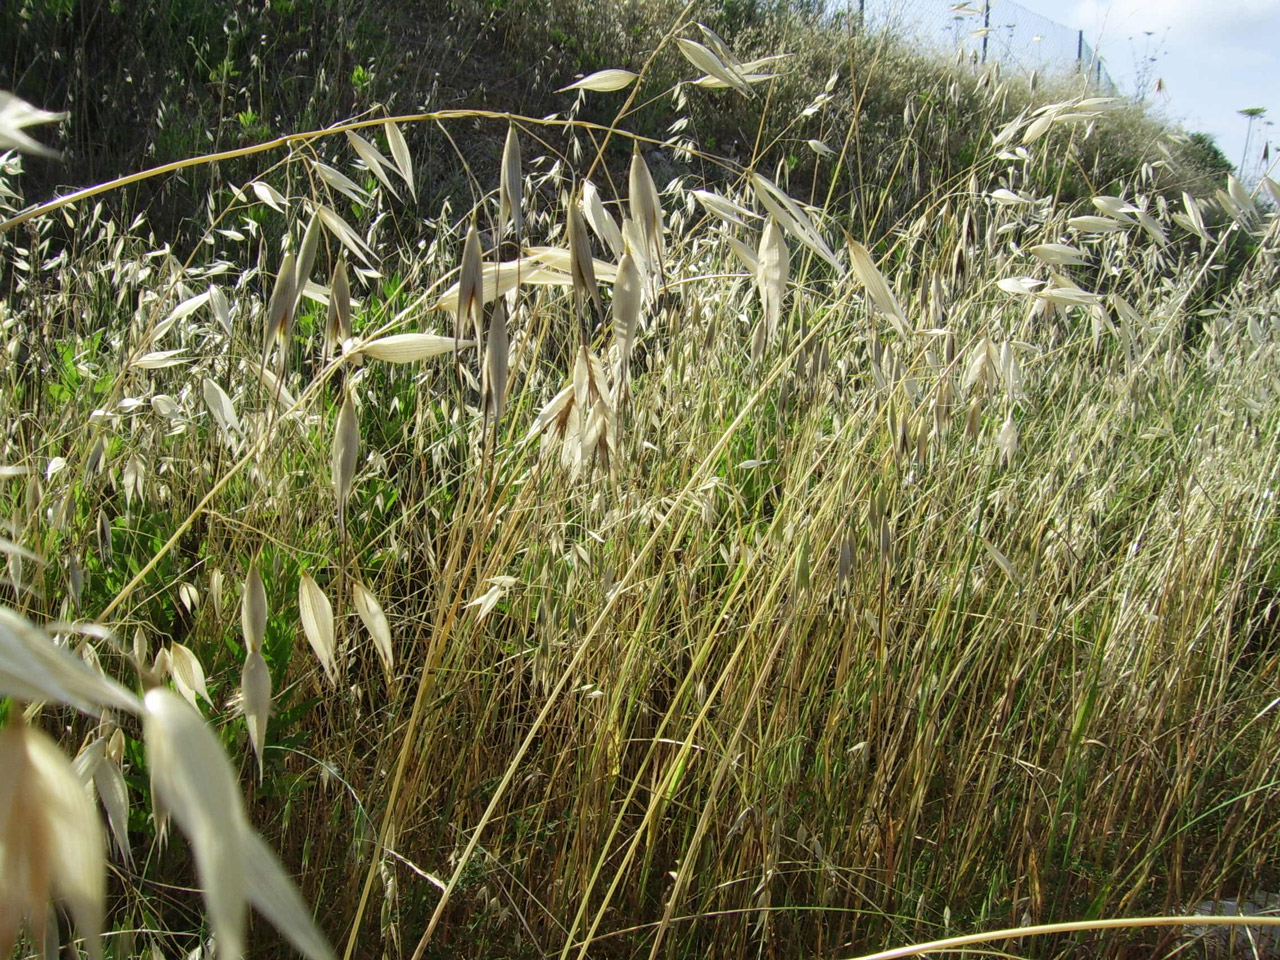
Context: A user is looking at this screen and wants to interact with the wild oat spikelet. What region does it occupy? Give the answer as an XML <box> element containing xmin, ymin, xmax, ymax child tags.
<box><xmin>0</xmin><ymin>721</ymin><xmax>105</xmax><ymax>960</ymax></box>
<box><xmin>612</xmin><ymin>249</ymin><xmax>641</xmax><ymax>402</ymax></box>
<box><xmin>629</xmin><ymin>150</ymin><xmax>665</xmax><ymax>269</ymax></box>
<box><xmin>458</xmin><ymin>224</ymin><xmax>484</xmax><ymax>347</ymax></box>
<box><xmin>500</xmin><ymin>124</ymin><xmax>523</xmax><ymax>246</ymax></box>
<box><xmin>332</xmin><ymin>388</ymin><xmax>359</xmax><ymax>535</ymax></box>
<box><xmin>0</xmin><ymin>91</ymin><xmax>67</xmax><ymax>158</ymax></box>
<box><xmin>583</xmin><ymin>181</ymin><xmax>623</xmax><ymax>260</ymax></box>
<box><xmin>483</xmin><ymin>298</ymin><xmax>510</xmax><ymax>424</ymax></box>
<box><xmin>324</xmin><ymin>259</ymin><xmax>351</xmax><ymax>360</ymax></box>
<box><xmin>263</xmin><ymin>251</ymin><xmax>298</xmax><ymax>368</ymax></box>
<box><xmin>0</xmin><ymin>610</ymin><xmax>333</xmax><ymax>960</ymax></box>
<box><xmin>298</xmin><ymin>573</ymin><xmax>337</xmax><ymax>685</ymax></box>
<box><xmin>757</xmin><ymin>218</ymin><xmax>789</xmax><ymax>347</ymax></box>
<box><xmin>528</xmin><ymin>345</ymin><xmax>615</xmax><ymax>479</ymax></box>
<box><xmin>241</xmin><ymin>646</ymin><xmax>271</xmax><ymax>780</ymax></box>
<box><xmin>568</xmin><ymin>195</ymin><xmax>604</xmax><ymax>341</ymax></box>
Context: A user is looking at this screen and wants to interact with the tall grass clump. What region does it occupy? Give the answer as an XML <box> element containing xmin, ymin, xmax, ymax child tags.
<box><xmin>2</xmin><ymin>4</ymin><xmax>1280</xmax><ymax>959</ymax></box>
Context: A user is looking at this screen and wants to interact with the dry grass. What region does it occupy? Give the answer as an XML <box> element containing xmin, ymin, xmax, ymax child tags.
<box><xmin>2</xmin><ymin>7</ymin><xmax>1280</xmax><ymax>960</ymax></box>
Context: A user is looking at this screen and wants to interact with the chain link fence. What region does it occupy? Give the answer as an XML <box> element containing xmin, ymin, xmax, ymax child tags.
<box><xmin>840</xmin><ymin>0</ymin><xmax>1118</xmax><ymax>94</ymax></box>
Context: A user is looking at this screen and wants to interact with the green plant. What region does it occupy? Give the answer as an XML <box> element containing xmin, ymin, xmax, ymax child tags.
<box><xmin>350</xmin><ymin>65</ymin><xmax>373</xmax><ymax>98</ymax></box>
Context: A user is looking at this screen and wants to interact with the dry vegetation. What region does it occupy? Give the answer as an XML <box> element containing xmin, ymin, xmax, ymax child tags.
<box><xmin>3</xmin><ymin>5</ymin><xmax>1280</xmax><ymax>960</ymax></box>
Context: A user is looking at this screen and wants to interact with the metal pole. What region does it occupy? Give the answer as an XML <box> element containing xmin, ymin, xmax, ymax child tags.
<box><xmin>981</xmin><ymin>0</ymin><xmax>990</xmax><ymax>63</ymax></box>
<box><xmin>1076</xmin><ymin>30</ymin><xmax>1084</xmax><ymax>72</ymax></box>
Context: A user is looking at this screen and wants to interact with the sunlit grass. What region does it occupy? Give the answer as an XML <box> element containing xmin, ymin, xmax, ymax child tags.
<box><xmin>2</xmin><ymin>7</ymin><xmax>1279</xmax><ymax>960</ymax></box>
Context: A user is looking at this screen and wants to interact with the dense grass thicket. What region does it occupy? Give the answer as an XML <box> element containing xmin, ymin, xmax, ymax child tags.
<box><xmin>2</xmin><ymin>3</ymin><xmax>1280</xmax><ymax>960</ymax></box>
<box><xmin>1</xmin><ymin>0</ymin><xmax>1235</xmax><ymax>233</ymax></box>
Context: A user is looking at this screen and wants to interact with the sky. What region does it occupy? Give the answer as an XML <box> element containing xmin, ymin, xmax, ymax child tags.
<box><xmin>1009</xmin><ymin>0</ymin><xmax>1280</xmax><ymax>180</ymax></box>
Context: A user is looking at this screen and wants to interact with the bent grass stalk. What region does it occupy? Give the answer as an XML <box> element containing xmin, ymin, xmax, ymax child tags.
<box><xmin>848</xmin><ymin>915</ymin><xmax>1280</xmax><ymax>960</ymax></box>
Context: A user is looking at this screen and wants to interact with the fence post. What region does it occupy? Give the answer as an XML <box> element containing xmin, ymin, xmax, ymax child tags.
<box><xmin>1076</xmin><ymin>30</ymin><xmax>1084</xmax><ymax>72</ymax></box>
